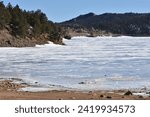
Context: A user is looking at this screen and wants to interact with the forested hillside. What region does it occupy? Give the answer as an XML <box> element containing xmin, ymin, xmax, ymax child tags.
<box><xmin>60</xmin><ymin>12</ymin><xmax>150</xmax><ymax>36</ymax></box>
<box><xmin>0</xmin><ymin>1</ymin><xmax>64</xmax><ymax>47</ymax></box>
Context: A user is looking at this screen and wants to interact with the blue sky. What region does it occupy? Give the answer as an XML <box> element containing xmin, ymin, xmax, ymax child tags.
<box><xmin>2</xmin><ymin>0</ymin><xmax>150</xmax><ymax>22</ymax></box>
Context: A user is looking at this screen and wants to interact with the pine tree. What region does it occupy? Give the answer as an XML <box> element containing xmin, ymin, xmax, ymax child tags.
<box><xmin>0</xmin><ymin>1</ymin><xmax>11</xmax><ymax>29</ymax></box>
<box><xmin>10</xmin><ymin>5</ymin><xmax>29</xmax><ymax>37</ymax></box>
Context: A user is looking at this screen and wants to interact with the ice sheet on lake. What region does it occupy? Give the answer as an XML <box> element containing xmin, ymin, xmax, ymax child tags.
<box><xmin>0</xmin><ymin>36</ymin><xmax>150</xmax><ymax>91</ymax></box>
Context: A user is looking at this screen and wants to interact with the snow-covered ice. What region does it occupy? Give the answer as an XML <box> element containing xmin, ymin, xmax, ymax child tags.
<box><xmin>0</xmin><ymin>36</ymin><xmax>150</xmax><ymax>91</ymax></box>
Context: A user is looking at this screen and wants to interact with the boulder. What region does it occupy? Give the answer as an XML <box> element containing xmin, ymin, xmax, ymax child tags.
<box><xmin>64</xmin><ymin>35</ymin><xmax>71</xmax><ymax>40</ymax></box>
<box><xmin>124</xmin><ymin>90</ymin><xmax>132</xmax><ymax>96</ymax></box>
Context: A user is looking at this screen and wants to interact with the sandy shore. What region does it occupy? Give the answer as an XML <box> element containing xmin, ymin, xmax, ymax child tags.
<box><xmin>0</xmin><ymin>79</ymin><xmax>150</xmax><ymax>100</ymax></box>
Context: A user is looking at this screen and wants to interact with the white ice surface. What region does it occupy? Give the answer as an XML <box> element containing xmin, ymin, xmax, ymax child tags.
<box><xmin>0</xmin><ymin>36</ymin><xmax>150</xmax><ymax>91</ymax></box>
<box><xmin>133</xmin><ymin>93</ymin><xmax>150</xmax><ymax>97</ymax></box>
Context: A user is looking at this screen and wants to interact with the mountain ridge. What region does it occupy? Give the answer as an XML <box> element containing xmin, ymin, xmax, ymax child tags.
<box><xmin>60</xmin><ymin>12</ymin><xmax>150</xmax><ymax>37</ymax></box>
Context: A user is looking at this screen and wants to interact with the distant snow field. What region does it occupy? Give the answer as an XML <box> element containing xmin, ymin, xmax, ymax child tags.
<box><xmin>0</xmin><ymin>36</ymin><xmax>150</xmax><ymax>91</ymax></box>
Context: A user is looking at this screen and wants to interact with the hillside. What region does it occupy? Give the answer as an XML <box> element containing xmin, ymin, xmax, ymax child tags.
<box><xmin>0</xmin><ymin>1</ymin><xmax>64</xmax><ymax>47</ymax></box>
<box><xmin>60</xmin><ymin>12</ymin><xmax>150</xmax><ymax>37</ymax></box>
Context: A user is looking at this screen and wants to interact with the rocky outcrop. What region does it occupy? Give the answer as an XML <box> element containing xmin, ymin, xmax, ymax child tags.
<box><xmin>49</xmin><ymin>37</ymin><xmax>65</xmax><ymax>45</ymax></box>
<box><xmin>0</xmin><ymin>29</ymin><xmax>63</xmax><ymax>47</ymax></box>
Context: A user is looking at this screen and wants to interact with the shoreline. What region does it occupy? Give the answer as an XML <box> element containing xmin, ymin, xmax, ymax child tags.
<box><xmin>69</xmin><ymin>35</ymin><xmax>150</xmax><ymax>38</ymax></box>
<box><xmin>0</xmin><ymin>79</ymin><xmax>150</xmax><ymax>100</ymax></box>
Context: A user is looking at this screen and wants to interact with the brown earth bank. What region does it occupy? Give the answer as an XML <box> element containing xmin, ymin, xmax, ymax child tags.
<box><xmin>0</xmin><ymin>29</ymin><xmax>64</xmax><ymax>47</ymax></box>
<box><xmin>0</xmin><ymin>80</ymin><xmax>150</xmax><ymax>100</ymax></box>
<box><xmin>64</xmin><ymin>28</ymin><xmax>113</xmax><ymax>38</ymax></box>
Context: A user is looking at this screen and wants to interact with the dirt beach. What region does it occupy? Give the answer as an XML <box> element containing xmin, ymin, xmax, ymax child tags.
<box><xmin>0</xmin><ymin>79</ymin><xmax>150</xmax><ymax>100</ymax></box>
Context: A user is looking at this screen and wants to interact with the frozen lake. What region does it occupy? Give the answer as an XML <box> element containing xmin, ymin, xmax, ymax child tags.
<box><xmin>0</xmin><ymin>36</ymin><xmax>150</xmax><ymax>91</ymax></box>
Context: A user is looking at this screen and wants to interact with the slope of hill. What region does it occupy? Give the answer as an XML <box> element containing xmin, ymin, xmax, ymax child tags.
<box><xmin>60</xmin><ymin>12</ymin><xmax>150</xmax><ymax>37</ymax></box>
<box><xmin>0</xmin><ymin>1</ymin><xmax>64</xmax><ymax>47</ymax></box>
